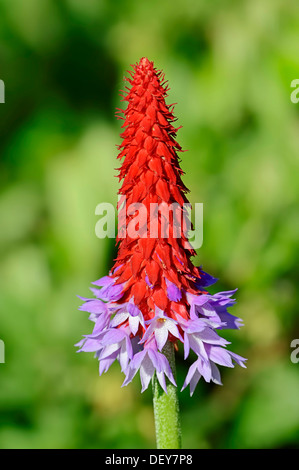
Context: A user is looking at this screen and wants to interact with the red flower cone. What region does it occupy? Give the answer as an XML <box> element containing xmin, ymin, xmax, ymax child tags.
<box><xmin>114</xmin><ymin>57</ymin><xmax>201</xmax><ymax>322</ymax></box>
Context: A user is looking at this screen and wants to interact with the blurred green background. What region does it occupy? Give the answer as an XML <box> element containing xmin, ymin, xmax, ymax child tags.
<box><xmin>0</xmin><ymin>0</ymin><xmax>299</xmax><ymax>449</ymax></box>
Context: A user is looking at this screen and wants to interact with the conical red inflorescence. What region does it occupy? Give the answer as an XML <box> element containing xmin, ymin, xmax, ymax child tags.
<box><xmin>112</xmin><ymin>57</ymin><xmax>203</xmax><ymax>326</ymax></box>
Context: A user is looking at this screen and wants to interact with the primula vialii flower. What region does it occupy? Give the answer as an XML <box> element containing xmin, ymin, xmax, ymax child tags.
<box><xmin>76</xmin><ymin>57</ymin><xmax>246</xmax><ymax>396</ymax></box>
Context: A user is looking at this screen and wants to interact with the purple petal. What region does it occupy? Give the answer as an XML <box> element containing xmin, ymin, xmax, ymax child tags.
<box><xmin>99</xmin><ymin>343</ymin><xmax>120</xmax><ymax>359</ymax></box>
<box><xmin>181</xmin><ymin>361</ymin><xmax>201</xmax><ymax>396</ymax></box>
<box><xmin>156</xmin><ymin>372</ymin><xmax>168</xmax><ymax>393</ymax></box>
<box><xmin>155</xmin><ymin>325</ymin><xmax>169</xmax><ymax>351</ymax></box>
<box><xmin>139</xmin><ymin>321</ymin><xmax>156</xmax><ymax>344</ymax></box>
<box><xmin>159</xmin><ymin>354</ymin><xmax>176</xmax><ymax>386</ymax></box>
<box><xmin>210</xmin><ymin>362</ymin><xmax>222</xmax><ymax>385</ymax></box>
<box><xmin>148</xmin><ymin>348</ymin><xmax>162</xmax><ymax>372</ymax></box>
<box><xmin>207</xmin><ymin>346</ymin><xmax>234</xmax><ymax>368</ymax></box>
<box><xmin>89</xmin><ymin>287</ymin><xmax>105</xmax><ymax>298</ymax></box>
<box><xmin>75</xmin><ymin>338</ymin><xmax>85</xmax><ymax>348</ymax></box>
<box><xmin>217</xmin><ymin>310</ymin><xmax>243</xmax><ymax>330</ymax></box>
<box><xmin>194</xmin><ymin>327</ymin><xmax>229</xmax><ymax>346</ymax></box>
<box><xmin>122</xmin><ymin>366</ymin><xmax>137</xmax><ymax>387</ymax></box>
<box><xmin>198</xmin><ymin>358</ymin><xmax>212</xmax><ymax>382</ymax></box>
<box><xmin>166</xmin><ymin>320</ymin><xmax>183</xmax><ymax>341</ymax></box>
<box><xmin>99</xmin><ymin>283</ymin><xmax>124</xmax><ymax>301</ymax></box>
<box><xmin>131</xmin><ymin>350</ymin><xmax>147</xmax><ymax>370</ymax></box>
<box><xmin>189</xmin><ymin>369</ymin><xmax>201</xmax><ymax>396</ymax></box>
<box><xmin>110</xmin><ymin>312</ymin><xmax>129</xmax><ymax>327</ymax></box>
<box><xmin>129</xmin><ymin>316</ymin><xmax>141</xmax><ymax>336</ymax></box>
<box><xmin>183</xmin><ymin>332</ymin><xmax>190</xmax><ymax>359</ymax></box>
<box><xmin>140</xmin><ymin>355</ymin><xmax>155</xmax><ymax>392</ymax></box>
<box><xmin>166</xmin><ymin>279</ymin><xmax>182</xmax><ymax>302</ymax></box>
<box><xmin>78</xmin><ymin>338</ymin><xmax>101</xmax><ymax>352</ymax></box>
<box><xmin>195</xmin><ymin>269</ymin><xmax>218</xmax><ymax>288</ymax></box>
<box><xmin>101</xmin><ymin>328</ymin><xmax>126</xmax><ymax>345</ymax></box>
<box><xmin>92</xmin><ymin>276</ymin><xmax>114</xmax><ymax>287</ymax></box>
<box><xmin>99</xmin><ymin>353</ymin><xmax>118</xmax><ymax>375</ymax></box>
<box><xmin>89</xmin><ymin>312</ymin><xmax>111</xmax><ymax>336</ymax></box>
<box><xmin>188</xmin><ymin>335</ymin><xmax>209</xmax><ymax>361</ymax></box>
<box><xmin>79</xmin><ymin>300</ymin><xmax>107</xmax><ymax>314</ymax></box>
<box><xmin>127</xmin><ymin>301</ymin><xmax>141</xmax><ymax>317</ymax></box>
<box><xmin>119</xmin><ymin>342</ymin><xmax>131</xmax><ymax>372</ymax></box>
<box><xmin>229</xmin><ymin>351</ymin><xmax>247</xmax><ymax>368</ymax></box>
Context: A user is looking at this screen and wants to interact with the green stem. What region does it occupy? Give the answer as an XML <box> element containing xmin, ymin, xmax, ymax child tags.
<box><xmin>152</xmin><ymin>341</ymin><xmax>182</xmax><ymax>449</ymax></box>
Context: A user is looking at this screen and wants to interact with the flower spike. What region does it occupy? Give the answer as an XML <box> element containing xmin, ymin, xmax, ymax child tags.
<box><xmin>76</xmin><ymin>57</ymin><xmax>246</xmax><ymax>395</ymax></box>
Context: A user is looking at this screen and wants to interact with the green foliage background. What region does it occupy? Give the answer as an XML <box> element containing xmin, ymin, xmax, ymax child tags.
<box><xmin>0</xmin><ymin>0</ymin><xmax>299</xmax><ymax>449</ymax></box>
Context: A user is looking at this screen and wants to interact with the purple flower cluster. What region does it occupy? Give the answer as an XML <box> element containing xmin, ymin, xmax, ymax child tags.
<box><xmin>76</xmin><ymin>270</ymin><xmax>246</xmax><ymax>396</ymax></box>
